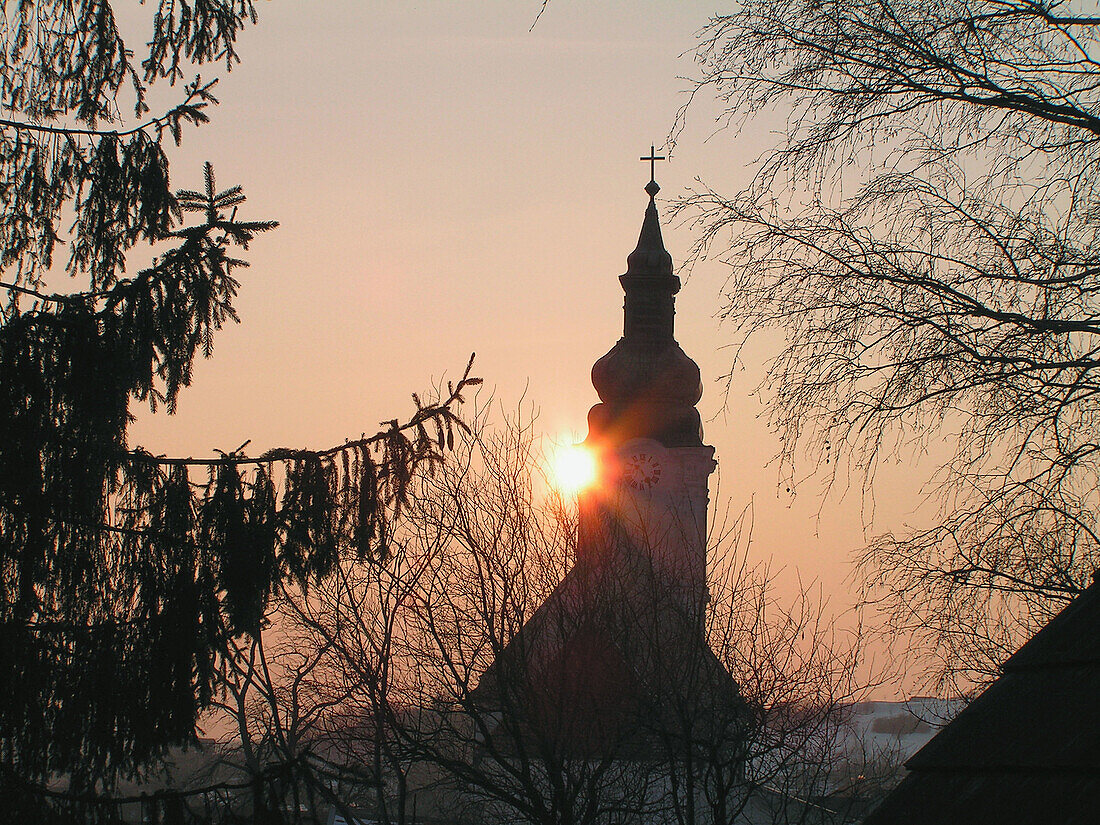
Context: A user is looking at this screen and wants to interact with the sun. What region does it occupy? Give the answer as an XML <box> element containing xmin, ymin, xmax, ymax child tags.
<box><xmin>550</xmin><ymin>441</ymin><xmax>598</xmax><ymax>495</ymax></box>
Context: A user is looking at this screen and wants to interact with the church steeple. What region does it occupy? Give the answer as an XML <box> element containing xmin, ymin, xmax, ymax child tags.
<box><xmin>627</xmin><ymin>177</ymin><xmax>673</xmax><ymax>277</ymax></box>
<box><xmin>471</xmin><ymin>164</ymin><xmax>731</xmax><ymax>754</ymax></box>
<box><xmin>587</xmin><ymin>162</ymin><xmax>705</xmax><ymax>449</ymax></box>
<box><xmin>621</xmin><ymin>178</ymin><xmax>677</xmax><ymax>342</ymax></box>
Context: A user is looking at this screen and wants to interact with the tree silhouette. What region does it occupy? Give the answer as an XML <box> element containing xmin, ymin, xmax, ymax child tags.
<box><xmin>0</xmin><ymin>1</ymin><xmax>477</xmax><ymax>804</ymax></box>
<box><xmin>677</xmin><ymin>0</ymin><xmax>1100</xmax><ymax>691</ymax></box>
<box><xmin>280</xmin><ymin>412</ymin><xmax>880</xmax><ymax>825</ymax></box>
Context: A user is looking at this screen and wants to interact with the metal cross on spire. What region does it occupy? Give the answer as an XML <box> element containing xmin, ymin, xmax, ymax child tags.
<box><xmin>640</xmin><ymin>144</ymin><xmax>666</xmax><ymax>182</ymax></box>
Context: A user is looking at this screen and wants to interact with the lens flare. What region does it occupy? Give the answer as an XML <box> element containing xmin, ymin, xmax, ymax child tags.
<box><xmin>550</xmin><ymin>443</ymin><xmax>597</xmax><ymax>494</ymax></box>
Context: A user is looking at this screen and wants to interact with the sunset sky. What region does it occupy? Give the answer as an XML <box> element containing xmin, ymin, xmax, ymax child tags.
<box><xmin>124</xmin><ymin>1</ymin><xmax>925</xmax><ymax>660</ymax></box>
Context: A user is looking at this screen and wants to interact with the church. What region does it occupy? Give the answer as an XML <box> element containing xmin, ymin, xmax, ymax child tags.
<box><xmin>331</xmin><ymin>164</ymin><xmax>873</xmax><ymax>825</ymax></box>
<box><xmin>471</xmin><ymin>159</ymin><xmax>744</xmax><ymax>775</ymax></box>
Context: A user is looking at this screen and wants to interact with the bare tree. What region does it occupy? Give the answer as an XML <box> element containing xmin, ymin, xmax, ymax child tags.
<box><xmin>642</xmin><ymin>503</ymin><xmax>886</xmax><ymax>825</ymax></box>
<box><xmin>675</xmin><ymin>0</ymin><xmax>1100</xmax><ymax>691</ymax></box>
<box><xmin>281</xmin><ymin>411</ymin><xmax>883</xmax><ymax>825</ymax></box>
<box><xmin>296</xmin><ymin>412</ymin><xmax>649</xmax><ymax>825</ymax></box>
<box><xmin>200</xmin><ymin>618</ymin><xmax>381</xmax><ymax>824</ymax></box>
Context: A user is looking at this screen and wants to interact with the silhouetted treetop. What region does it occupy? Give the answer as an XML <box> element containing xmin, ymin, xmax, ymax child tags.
<box><xmin>0</xmin><ymin>1</ymin><xmax>480</xmax><ymax>797</ymax></box>
<box><xmin>677</xmin><ymin>0</ymin><xmax>1100</xmax><ymax>691</ymax></box>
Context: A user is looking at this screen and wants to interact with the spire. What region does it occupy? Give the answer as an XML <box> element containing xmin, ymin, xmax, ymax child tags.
<box><xmin>625</xmin><ymin>179</ymin><xmax>674</xmax><ymax>279</ymax></box>
<box><xmin>620</xmin><ymin>155</ymin><xmax>678</xmax><ymax>344</ymax></box>
<box><xmin>627</xmin><ymin>146</ymin><xmax>674</xmax><ymax>279</ymax></box>
<box><xmin>587</xmin><ymin>152</ymin><xmax>705</xmax><ymax>448</ymax></box>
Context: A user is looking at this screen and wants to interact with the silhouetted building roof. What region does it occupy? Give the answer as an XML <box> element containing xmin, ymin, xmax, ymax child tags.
<box><xmin>863</xmin><ymin>577</ymin><xmax>1100</xmax><ymax>825</ymax></box>
<box><xmin>588</xmin><ymin>174</ymin><xmax>704</xmax><ymax>449</ymax></box>
<box><xmin>472</xmin><ymin>543</ymin><xmax>743</xmax><ymax>760</ymax></box>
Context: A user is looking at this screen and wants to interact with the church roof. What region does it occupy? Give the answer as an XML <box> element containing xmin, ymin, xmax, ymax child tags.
<box><xmin>863</xmin><ymin>576</ymin><xmax>1100</xmax><ymax>825</ymax></box>
<box><xmin>471</xmin><ymin>546</ymin><xmax>743</xmax><ymax>760</ymax></box>
<box><xmin>624</xmin><ymin>178</ymin><xmax>675</xmax><ymax>279</ymax></box>
<box><xmin>587</xmin><ymin>172</ymin><xmax>705</xmax><ymax>448</ymax></box>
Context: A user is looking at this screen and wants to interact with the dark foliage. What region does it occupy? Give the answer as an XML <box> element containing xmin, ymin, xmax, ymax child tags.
<box><xmin>0</xmin><ymin>0</ymin><xmax>479</xmax><ymax>800</ymax></box>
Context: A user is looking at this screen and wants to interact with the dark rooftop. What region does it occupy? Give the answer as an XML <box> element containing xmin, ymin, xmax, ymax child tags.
<box><xmin>863</xmin><ymin>577</ymin><xmax>1100</xmax><ymax>825</ymax></box>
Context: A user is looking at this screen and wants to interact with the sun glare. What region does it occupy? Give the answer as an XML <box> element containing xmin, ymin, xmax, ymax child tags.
<box><xmin>550</xmin><ymin>442</ymin><xmax>598</xmax><ymax>495</ymax></box>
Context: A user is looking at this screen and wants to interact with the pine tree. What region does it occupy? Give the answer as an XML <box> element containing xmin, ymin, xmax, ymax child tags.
<box><xmin>0</xmin><ymin>0</ymin><xmax>477</xmax><ymax>798</ymax></box>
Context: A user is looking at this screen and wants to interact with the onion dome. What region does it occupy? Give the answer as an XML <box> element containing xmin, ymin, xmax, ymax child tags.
<box><xmin>587</xmin><ymin>174</ymin><xmax>704</xmax><ymax>448</ymax></box>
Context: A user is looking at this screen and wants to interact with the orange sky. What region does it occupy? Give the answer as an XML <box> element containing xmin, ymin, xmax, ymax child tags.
<box><xmin>122</xmin><ymin>1</ymin><xmax>930</xmax><ymax>691</ymax></box>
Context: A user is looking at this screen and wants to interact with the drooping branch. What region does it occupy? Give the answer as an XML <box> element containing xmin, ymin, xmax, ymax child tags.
<box><xmin>0</xmin><ymin>78</ymin><xmax>218</xmax><ymax>141</ymax></box>
<box><xmin>131</xmin><ymin>354</ymin><xmax>480</xmax><ymax>468</ymax></box>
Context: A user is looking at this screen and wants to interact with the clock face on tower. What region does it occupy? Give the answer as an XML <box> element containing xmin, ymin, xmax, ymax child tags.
<box><xmin>624</xmin><ymin>451</ymin><xmax>663</xmax><ymax>490</ymax></box>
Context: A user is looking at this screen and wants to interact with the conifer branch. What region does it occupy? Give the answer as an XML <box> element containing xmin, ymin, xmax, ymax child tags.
<box><xmin>130</xmin><ymin>354</ymin><xmax>480</xmax><ymax>467</ymax></box>
<box><xmin>0</xmin><ymin>281</ymin><xmax>62</xmax><ymax>302</ymax></box>
<box><xmin>0</xmin><ymin>78</ymin><xmax>217</xmax><ymax>140</ymax></box>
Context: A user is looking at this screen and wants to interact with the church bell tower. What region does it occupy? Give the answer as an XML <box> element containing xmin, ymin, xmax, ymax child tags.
<box><xmin>471</xmin><ymin>159</ymin><xmax>733</xmax><ymax>757</ymax></box>
<box><xmin>580</xmin><ymin>157</ymin><xmax>716</xmax><ymax>616</ymax></box>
